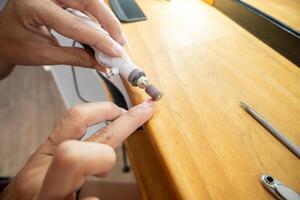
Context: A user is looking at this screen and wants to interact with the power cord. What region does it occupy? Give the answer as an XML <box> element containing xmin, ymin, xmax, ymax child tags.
<box><xmin>71</xmin><ymin>40</ymin><xmax>90</xmax><ymax>103</ymax></box>
<box><xmin>71</xmin><ymin>66</ymin><xmax>90</xmax><ymax>103</ymax></box>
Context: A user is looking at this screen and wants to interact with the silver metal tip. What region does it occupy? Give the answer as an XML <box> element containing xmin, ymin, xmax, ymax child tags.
<box><xmin>155</xmin><ymin>93</ymin><xmax>163</xmax><ymax>101</ymax></box>
<box><xmin>239</xmin><ymin>101</ymin><xmax>249</xmax><ymax>110</ymax></box>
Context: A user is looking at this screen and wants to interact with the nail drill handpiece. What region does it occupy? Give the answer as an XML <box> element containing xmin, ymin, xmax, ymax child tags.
<box><xmin>69</xmin><ymin>9</ymin><xmax>162</xmax><ymax>101</ymax></box>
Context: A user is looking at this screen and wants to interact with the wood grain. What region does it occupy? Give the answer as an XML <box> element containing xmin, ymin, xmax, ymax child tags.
<box><xmin>125</xmin><ymin>129</ymin><xmax>177</xmax><ymax>200</ymax></box>
<box><xmin>203</xmin><ymin>0</ymin><xmax>215</xmax><ymax>5</ymax></box>
<box><xmin>242</xmin><ymin>0</ymin><xmax>300</xmax><ymax>31</ymax></box>
<box><xmin>120</xmin><ymin>0</ymin><xmax>300</xmax><ymax>199</ymax></box>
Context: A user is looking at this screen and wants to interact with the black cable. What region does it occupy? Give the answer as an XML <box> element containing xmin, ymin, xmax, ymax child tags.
<box><xmin>122</xmin><ymin>144</ymin><xmax>130</xmax><ymax>172</ymax></box>
<box><xmin>71</xmin><ymin>66</ymin><xmax>90</xmax><ymax>103</ymax></box>
<box><xmin>71</xmin><ymin>40</ymin><xmax>90</xmax><ymax>103</ymax></box>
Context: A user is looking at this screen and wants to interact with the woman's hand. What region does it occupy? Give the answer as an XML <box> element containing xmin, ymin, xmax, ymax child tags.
<box><xmin>0</xmin><ymin>0</ymin><xmax>126</xmax><ymax>72</ymax></box>
<box><xmin>0</xmin><ymin>100</ymin><xmax>155</xmax><ymax>200</ymax></box>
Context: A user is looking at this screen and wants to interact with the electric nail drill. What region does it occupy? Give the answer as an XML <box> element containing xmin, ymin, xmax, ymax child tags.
<box><xmin>69</xmin><ymin>9</ymin><xmax>163</xmax><ymax>101</ymax></box>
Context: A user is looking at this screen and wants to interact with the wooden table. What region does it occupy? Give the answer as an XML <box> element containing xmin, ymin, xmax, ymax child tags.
<box><xmin>242</xmin><ymin>0</ymin><xmax>300</xmax><ymax>31</ymax></box>
<box><xmin>119</xmin><ymin>0</ymin><xmax>300</xmax><ymax>199</ymax></box>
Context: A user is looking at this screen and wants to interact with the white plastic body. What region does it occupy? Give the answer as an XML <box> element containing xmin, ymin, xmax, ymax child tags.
<box><xmin>69</xmin><ymin>9</ymin><xmax>140</xmax><ymax>79</ymax></box>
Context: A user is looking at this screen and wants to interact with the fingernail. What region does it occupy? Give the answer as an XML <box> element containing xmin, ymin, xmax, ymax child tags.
<box><xmin>117</xmin><ymin>32</ymin><xmax>126</xmax><ymax>45</ymax></box>
<box><xmin>139</xmin><ymin>99</ymin><xmax>155</xmax><ymax>109</ymax></box>
<box><xmin>121</xmin><ymin>32</ymin><xmax>131</xmax><ymax>49</ymax></box>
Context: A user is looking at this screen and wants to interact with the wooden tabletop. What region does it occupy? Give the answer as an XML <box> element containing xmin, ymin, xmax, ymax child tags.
<box><xmin>242</xmin><ymin>0</ymin><xmax>300</xmax><ymax>32</ymax></box>
<box><xmin>120</xmin><ymin>0</ymin><xmax>300</xmax><ymax>199</ymax></box>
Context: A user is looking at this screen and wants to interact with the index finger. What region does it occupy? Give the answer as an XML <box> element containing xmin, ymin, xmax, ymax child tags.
<box><xmin>85</xmin><ymin>100</ymin><xmax>156</xmax><ymax>148</ymax></box>
<box><xmin>49</xmin><ymin>102</ymin><xmax>124</xmax><ymax>144</ymax></box>
<box><xmin>57</xmin><ymin>0</ymin><xmax>126</xmax><ymax>45</ymax></box>
<box><xmin>38</xmin><ymin>1</ymin><xmax>119</xmax><ymax>57</ymax></box>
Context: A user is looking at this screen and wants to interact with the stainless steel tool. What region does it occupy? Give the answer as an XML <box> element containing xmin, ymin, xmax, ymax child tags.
<box><xmin>261</xmin><ymin>174</ymin><xmax>300</xmax><ymax>200</ymax></box>
<box><xmin>240</xmin><ymin>102</ymin><xmax>300</xmax><ymax>158</ymax></box>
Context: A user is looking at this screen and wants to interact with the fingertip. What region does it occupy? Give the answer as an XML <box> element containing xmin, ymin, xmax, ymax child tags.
<box><xmin>142</xmin><ymin>99</ymin><xmax>156</xmax><ymax>117</ymax></box>
<box><xmin>138</xmin><ymin>99</ymin><xmax>156</xmax><ymax>109</ymax></box>
<box><xmin>53</xmin><ymin>47</ymin><xmax>98</xmax><ymax>68</ymax></box>
<box><xmin>145</xmin><ymin>98</ymin><xmax>157</xmax><ymax>105</ymax></box>
<box><xmin>121</xmin><ymin>32</ymin><xmax>131</xmax><ymax>50</ymax></box>
<box><xmin>114</xmin><ymin>31</ymin><xmax>128</xmax><ymax>46</ymax></box>
<box><xmin>145</xmin><ymin>103</ymin><xmax>156</xmax><ymax>118</ymax></box>
<box><xmin>130</xmin><ymin>100</ymin><xmax>156</xmax><ymax>122</ymax></box>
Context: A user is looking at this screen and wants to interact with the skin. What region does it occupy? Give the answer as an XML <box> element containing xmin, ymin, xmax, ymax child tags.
<box><xmin>0</xmin><ymin>0</ymin><xmax>155</xmax><ymax>199</ymax></box>
<box><xmin>0</xmin><ymin>100</ymin><xmax>156</xmax><ymax>200</ymax></box>
<box><xmin>0</xmin><ymin>0</ymin><xmax>127</xmax><ymax>78</ymax></box>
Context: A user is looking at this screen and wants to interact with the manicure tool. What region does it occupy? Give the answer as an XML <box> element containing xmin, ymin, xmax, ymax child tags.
<box><xmin>240</xmin><ymin>102</ymin><xmax>300</xmax><ymax>159</ymax></box>
<box><xmin>261</xmin><ymin>174</ymin><xmax>300</xmax><ymax>200</ymax></box>
<box><xmin>68</xmin><ymin>9</ymin><xmax>162</xmax><ymax>101</ymax></box>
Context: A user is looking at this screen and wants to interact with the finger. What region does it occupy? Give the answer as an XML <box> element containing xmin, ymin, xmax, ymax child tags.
<box><xmin>57</xmin><ymin>0</ymin><xmax>126</xmax><ymax>45</ymax></box>
<box><xmin>39</xmin><ymin>141</ymin><xmax>116</xmax><ymax>200</ymax></box>
<box><xmin>2</xmin><ymin>39</ymin><xmax>106</xmax><ymax>71</ymax></box>
<box><xmin>45</xmin><ymin>45</ymin><xmax>106</xmax><ymax>72</ymax></box>
<box><xmin>50</xmin><ymin>102</ymin><xmax>124</xmax><ymax>144</ymax></box>
<box><xmin>38</xmin><ymin>1</ymin><xmax>119</xmax><ymax>57</ymax></box>
<box><xmin>37</xmin><ymin>45</ymin><xmax>99</xmax><ymax>68</ymax></box>
<box><xmin>31</xmin><ymin>25</ymin><xmax>60</xmax><ymax>45</ymax></box>
<box><xmin>86</xmin><ymin>100</ymin><xmax>155</xmax><ymax>148</ymax></box>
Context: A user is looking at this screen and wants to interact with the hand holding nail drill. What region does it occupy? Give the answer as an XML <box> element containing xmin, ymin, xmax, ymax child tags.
<box><xmin>0</xmin><ymin>0</ymin><xmax>161</xmax><ymax>199</ymax></box>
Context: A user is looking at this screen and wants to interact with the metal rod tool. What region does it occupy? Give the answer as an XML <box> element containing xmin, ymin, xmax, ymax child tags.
<box><xmin>240</xmin><ymin>102</ymin><xmax>300</xmax><ymax>159</ymax></box>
